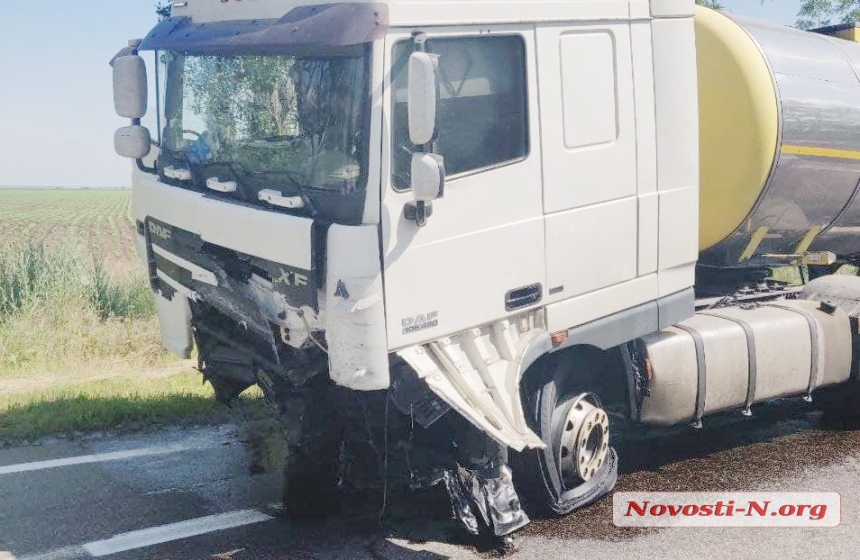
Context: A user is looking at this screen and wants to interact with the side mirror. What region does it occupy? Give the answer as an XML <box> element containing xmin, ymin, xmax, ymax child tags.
<box><xmin>407</xmin><ymin>52</ymin><xmax>439</xmax><ymax>146</ymax></box>
<box><xmin>411</xmin><ymin>153</ymin><xmax>445</xmax><ymax>201</ymax></box>
<box><xmin>406</xmin><ymin>153</ymin><xmax>445</xmax><ymax>227</ymax></box>
<box><xmin>115</xmin><ymin>125</ymin><xmax>152</xmax><ymax>159</ymax></box>
<box><xmin>113</xmin><ymin>55</ymin><xmax>148</xmax><ymax>119</ymax></box>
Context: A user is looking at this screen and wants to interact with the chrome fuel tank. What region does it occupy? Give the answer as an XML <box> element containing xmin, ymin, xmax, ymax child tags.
<box><xmin>638</xmin><ymin>299</ymin><xmax>852</xmax><ymax>426</ymax></box>
<box><xmin>697</xmin><ymin>7</ymin><xmax>860</xmax><ymax>266</ymax></box>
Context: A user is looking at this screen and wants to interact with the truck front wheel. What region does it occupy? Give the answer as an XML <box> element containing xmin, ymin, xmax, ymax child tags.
<box><xmin>520</xmin><ymin>357</ymin><xmax>619</xmax><ymax>515</ymax></box>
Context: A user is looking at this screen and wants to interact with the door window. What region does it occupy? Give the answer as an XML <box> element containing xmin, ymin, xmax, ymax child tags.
<box><xmin>391</xmin><ymin>35</ymin><xmax>529</xmax><ymax>190</ymax></box>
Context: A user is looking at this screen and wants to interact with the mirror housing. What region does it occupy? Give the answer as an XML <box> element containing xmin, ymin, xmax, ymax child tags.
<box><xmin>407</xmin><ymin>52</ymin><xmax>439</xmax><ymax>146</ymax></box>
<box><xmin>115</xmin><ymin>125</ymin><xmax>151</xmax><ymax>159</ymax></box>
<box><xmin>113</xmin><ymin>55</ymin><xmax>148</xmax><ymax>119</ymax></box>
<box><xmin>406</xmin><ymin>153</ymin><xmax>445</xmax><ymax>227</ymax></box>
<box><xmin>411</xmin><ymin>153</ymin><xmax>445</xmax><ymax>201</ymax></box>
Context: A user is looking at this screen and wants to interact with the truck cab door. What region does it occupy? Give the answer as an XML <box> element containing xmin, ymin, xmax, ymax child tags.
<box><xmin>380</xmin><ymin>29</ymin><xmax>546</xmax><ymax>350</ymax></box>
<box><xmin>536</xmin><ymin>21</ymin><xmax>663</xmax><ymax>333</ymax></box>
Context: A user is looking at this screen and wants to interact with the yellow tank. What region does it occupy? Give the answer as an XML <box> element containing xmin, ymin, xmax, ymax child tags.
<box><xmin>696</xmin><ymin>7</ymin><xmax>860</xmax><ymax>265</ymax></box>
<box><xmin>695</xmin><ymin>6</ymin><xmax>779</xmax><ymax>253</ymax></box>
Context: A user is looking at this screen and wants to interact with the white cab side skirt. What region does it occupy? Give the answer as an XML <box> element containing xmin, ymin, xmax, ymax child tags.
<box><xmin>398</xmin><ymin>310</ymin><xmax>548</xmax><ymax>451</ymax></box>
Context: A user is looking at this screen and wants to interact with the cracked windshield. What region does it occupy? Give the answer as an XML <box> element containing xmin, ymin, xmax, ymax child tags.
<box><xmin>160</xmin><ymin>50</ymin><xmax>369</xmax><ymax>222</ymax></box>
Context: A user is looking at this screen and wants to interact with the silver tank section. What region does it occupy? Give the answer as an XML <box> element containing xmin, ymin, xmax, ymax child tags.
<box><xmin>700</xmin><ymin>15</ymin><xmax>860</xmax><ymax>267</ymax></box>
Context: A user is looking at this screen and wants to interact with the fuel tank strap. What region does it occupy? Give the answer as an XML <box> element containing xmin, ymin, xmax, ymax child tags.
<box><xmin>765</xmin><ymin>304</ymin><xmax>820</xmax><ymax>399</ymax></box>
<box><xmin>698</xmin><ymin>311</ymin><xmax>757</xmax><ymax>415</ymax></box>
<box><xmin>674</xmin><ymin>324</ymin><xmax>707</xmax><ymax>428</ymax></box>
<box><xmin>853</xmin><ymin>316</ymin><xmax>860</xmax><ymax>381</ymax></box>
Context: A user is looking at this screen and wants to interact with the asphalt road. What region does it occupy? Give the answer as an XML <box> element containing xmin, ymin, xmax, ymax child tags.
<box><xmin>2</xmin><ymin>401</ymin><xmax>860</xmax><ymax>560</ymax></box>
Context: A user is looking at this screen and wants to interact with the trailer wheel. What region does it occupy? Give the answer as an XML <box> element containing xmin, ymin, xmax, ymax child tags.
<box><xmin>520</xmin><ymin>357</ymin><xmax>619</xmax><ymax>515</ymax></box>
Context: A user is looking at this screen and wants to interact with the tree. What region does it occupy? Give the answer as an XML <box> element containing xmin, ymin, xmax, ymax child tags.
<box><xmin>696</xmin><ymin>0</ymin><xmax>724</xmax><ymax>8</ymax></box>
<box><xmin>797</xmin><ymin>0</ymin><xmax>860</xmax><ymax>29</ymax></box>
<box><xmin>156</xmin><ymin>1</ymin><xmax>171</xmax><ymax>20</ymax></box>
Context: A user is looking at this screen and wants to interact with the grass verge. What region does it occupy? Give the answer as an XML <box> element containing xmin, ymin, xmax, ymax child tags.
<box><xmin>0</xmin><ymin>242</ymin><xmax>271</xmax><ymax>443</ymax></box>
<box><xmin>0</xmin><ymin>372</ymin><xmax>271</xmax><ymax>443</ymax></box>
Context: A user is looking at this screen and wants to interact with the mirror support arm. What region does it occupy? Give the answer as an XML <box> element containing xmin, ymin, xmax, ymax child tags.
<box><xmin>404</xmin><ymin>200</ymin><xmax>434</xmax><ymax>226</ymax></box>
<box><xmin>412</xmin><ymin>31</ymin><xmax>428</xmax><ymax>53</ymax></box>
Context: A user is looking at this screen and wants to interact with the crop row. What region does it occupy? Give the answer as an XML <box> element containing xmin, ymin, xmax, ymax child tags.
<box><xmin>0</xmin><ymin>189</ymin><xmax>138</xmax><ymax>276</ymax></box>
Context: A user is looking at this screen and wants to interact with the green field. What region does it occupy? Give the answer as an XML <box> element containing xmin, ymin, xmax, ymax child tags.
<box><xmin>0</xmin><ymin>188</ymin><xmax>139</xmax><ymax>275</ymax></box>
<box><xmin>0</xmin><ymin>188</ymin><xmax>266</xmax><ymax>442</ymax></box>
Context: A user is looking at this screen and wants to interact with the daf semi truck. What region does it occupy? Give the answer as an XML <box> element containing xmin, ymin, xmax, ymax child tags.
<box><xmin>112</xmin><ymin>0</ymin><xmax>860</xmax><ymax>540</ymax></box>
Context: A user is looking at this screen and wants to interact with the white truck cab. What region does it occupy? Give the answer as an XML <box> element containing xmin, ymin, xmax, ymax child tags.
<box><xmin>112</xmin><ymin>0</ymin><xmax>860</xmax><ymax>542</ymax></box>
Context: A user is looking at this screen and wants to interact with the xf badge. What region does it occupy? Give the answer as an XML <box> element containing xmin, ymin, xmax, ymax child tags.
<box><xmin>274</xmin><ymin>268</ymin><xmax>309</xmax><ymax>287</ymax></box>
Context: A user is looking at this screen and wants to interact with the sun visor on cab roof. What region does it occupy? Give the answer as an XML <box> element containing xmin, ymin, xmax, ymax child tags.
<box><xmin>138</xmin><ymin>3</ymin><xmax>389</xmax><ymax>54</ymax></box>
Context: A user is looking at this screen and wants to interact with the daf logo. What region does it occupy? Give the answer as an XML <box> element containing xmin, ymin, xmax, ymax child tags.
<box><xmin>148</xmin><ymin>221</ymin><xmax>172</xmax><ymax>241</ymax></box>
<box><xmin>274</xmin><ymin>268</ymin><xmax>309</xmax><ymax>287</ymax></box>
<box><xmin>402</xmin><ymin>311</ymin><xmax>439</xmax><ymax>334</ymax></box>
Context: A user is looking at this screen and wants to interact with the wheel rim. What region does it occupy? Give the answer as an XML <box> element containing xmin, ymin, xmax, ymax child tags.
<box><xmin>553</xmin><ymin>393</ymin><xmax>610</xmax><ymax>486</ymax></box>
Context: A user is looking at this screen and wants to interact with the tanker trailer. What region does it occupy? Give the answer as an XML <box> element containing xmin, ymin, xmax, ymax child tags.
<box><xmin>696</xmin><ymin>6</ymin><xmax>860</xmax><ymax>280</ymax></box>
<box><xmin>632</xmin><ymin>7</ymin><xmax>860</xmax><ymax>428</ymax></box>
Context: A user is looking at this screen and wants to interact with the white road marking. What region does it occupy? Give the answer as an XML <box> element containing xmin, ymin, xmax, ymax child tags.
<box><xmin>82</xmin><ymin>510</ymin><xmax>273</xmax><ymax>557</ymax></box>
<box><xmin>0</xmin><ymin>444</ymin><xmax>198</xmax><ymax>476</ymax></box>
<box><xmin>19</xmin><ymin>546</ymin><xmax>87</xmax><ymax>560</ymax></box>
<box><xmin>18</xmin><ymin>510</ymin><xmax>273</xmax><ymax>560</ymax></box>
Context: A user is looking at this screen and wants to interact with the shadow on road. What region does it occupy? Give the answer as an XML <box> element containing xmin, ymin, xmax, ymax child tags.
<box><xmin>520</xmin><ymin>399</ymin><xmax>860</xmax><ymax>542</ymax></box>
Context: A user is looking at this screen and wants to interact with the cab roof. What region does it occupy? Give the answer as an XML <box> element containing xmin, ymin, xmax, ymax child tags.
<box><xmin>169</xmin><ymin>0</ymin><xmax>693</xmax><ymax>27</ymax></box>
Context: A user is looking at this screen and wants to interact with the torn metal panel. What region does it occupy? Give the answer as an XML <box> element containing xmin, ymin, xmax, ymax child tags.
<box><xmin>397</xmin><ymin>310</ymin><xmax>548</xmax><ymax>451</ymax></box>
<box><xmin>443</xmin><ymin>465</ymin><xmax>530</xmax><ymax>537</ymax></box>
<box><xmin>389</xmin><ymin>363</ymin><xmax>452</xmax><ymax>427</ymax></box>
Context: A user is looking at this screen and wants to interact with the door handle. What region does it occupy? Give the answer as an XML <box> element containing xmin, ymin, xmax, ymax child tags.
<box><xmin>206</xmin><ymin>177</ymin><xmax>238</xmax><ymax>193</ymax></box>
<box><xmin>258</xmin><ymin>189</ymin><xmax>305</xmax><ymax>209</ymax></box>
<box><xmin>163</xmin><ymin>166</ymin><xmax>191</xmax><ymax>181</ymax></box>
<box><xmin>505</xmin><ymin>284</ymin><xmax>543</xmax><ymax>311</ymax></box>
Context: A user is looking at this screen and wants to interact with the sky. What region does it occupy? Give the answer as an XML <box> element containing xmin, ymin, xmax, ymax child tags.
<box><xmin>0</xmin><ymin>0</ymin><xmax>805</xmax><ymax>188</ymax></box>
<box><xmin>0</xmin><ymin>1</ymin><xmax>159</xmax><ymax>188</ymax></box>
